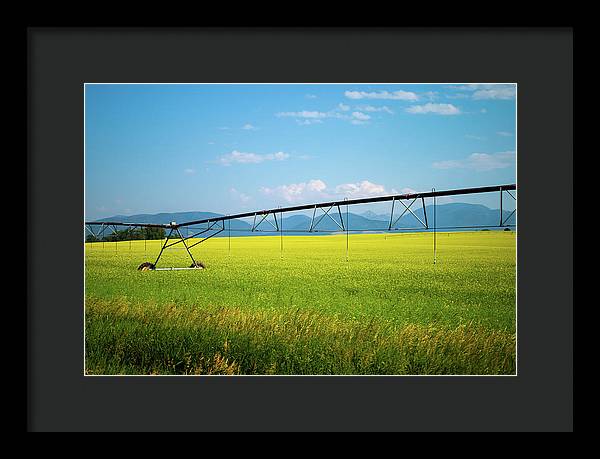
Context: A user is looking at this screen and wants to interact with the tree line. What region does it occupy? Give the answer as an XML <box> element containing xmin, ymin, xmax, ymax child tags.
<box><xmin>86</xmin><ymin>227</ymin><xmax>166</xmax><ymax>243</ymax></box>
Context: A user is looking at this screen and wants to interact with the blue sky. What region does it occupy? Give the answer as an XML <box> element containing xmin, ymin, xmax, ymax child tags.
<box><xmin>85</xmin><ymin>83</ymin><xmax>516</xmax><ymax>220</ymax></box>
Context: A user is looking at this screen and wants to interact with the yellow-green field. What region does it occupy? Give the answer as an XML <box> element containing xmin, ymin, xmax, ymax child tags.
<box><xmin>84</xmin><ymin>231</ymin><xmax>516</xmax><ymax>375</ymax></box>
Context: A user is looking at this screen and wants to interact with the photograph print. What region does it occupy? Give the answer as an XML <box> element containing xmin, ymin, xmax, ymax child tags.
<box><xmin>84</xmin><ymin>83</ymin><xmax>517</xmax><ymax>376</ymax></box>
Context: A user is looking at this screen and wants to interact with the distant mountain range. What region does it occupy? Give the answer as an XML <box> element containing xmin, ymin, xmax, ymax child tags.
<box><xmin>87</xmin><ymin>203</ymin><xmax>515</xmax><ymax>238</ymax></box>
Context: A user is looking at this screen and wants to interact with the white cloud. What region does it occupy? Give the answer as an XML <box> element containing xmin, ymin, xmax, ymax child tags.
<box><xmin>406</xmin><ymin>103</ymin><xmax>461</xmax><ymax>115</ymax></box>
<box><xmin>335</xmin><ymin>180</ymin><xmax>387</xmax><ymax>198</ymax></box>
<box><xmin>276</xmin><ymin>110</ymin><xmax>329</xmax><ymax>119</ymax></box>
<box><xmin>345</xmin><ymin>90</ymin><xmax>418</xmax><ymax>101</ymax></box>
<box><xmin>305</xmin><ymin>94</ymin><xmax>317</xmax><ymax>99</ymax></box>
<box><xmin>230</xmin><ymin>188</ymin><xmax>251</xmax><ymax>203</ymax></box>
<box><xmin>276</xmin><ymin>106</ymin><xmax>375</xmax><ymax>126</ymax></box>
<box><xmin>406</xmin><ymin>103</ymin><xmax>460</xmax><ymax>115</ymax></box>
<box><xmin>277</xmin><ymin>100</ymin><xmax>394</xmax><ymax>126</ymax></box>
<box><xmin>207</xmin><ymin>141</ymin><xmax>215</xmax><ymax>145</ymax></box>
<box><xmin>296</xmin><ymin>119</ymin><xmax>323</xmax><ymax>125</ymax></box>
<box><xmin>399</xmin><ymin>187</ymin><xmax>418</xmax><ymax>195</ymax></box>
<box><xmin>359</xmin><ymin>105</ymin><xmax>394</xmax><ymax>114</ymax></box>
<box><xmin>183</xmin><ymin>168</ymin><xmax>196</xmax><ymax>175</ymax></box>
<box><xmin>242</xmin><ymin>123</ymin><xmax>257</xmax><ymax>130</ymax></box>
<box><xmin>308</xmin><ymin>179</ymin><xmax>327</xmax><ymax>192</ymax></box>
<box><xmin>259</xmin><ymin>179</ymin><xmax>391</xmax><ymax>203</ymax></box>
<box><xmin>447</xmin><ymin>84</ymin><xmax>516</xmax><ymax>100</ymax></box>
<box><xmin>271</xmin><ymin>152</ymin><xmax>289</xmax><ymax>161</ymax></box>
<box><xmin>260</xmin><ymin>179</ymin><xmax>328</xmax><ymax>203</ymax></box>
<box><xmin>433</xmin><ymin>151</ymin><xmax>515</xmax><ymax>171</ymax></box>
<box><xmin>388</xmin><ymin>187</ymin><xmax>419</xmax><ymax>196</ymax></box>
<box><xmin>218</xmin><ymin>150</ymin><xmax>290</xmax><ymax>166</ymax></box>
<box><xmin>497</xmin><ymin>131</ymin><xmax>513</xmax><ymax>137</ymax></box>
<box><xmin>351</xmin><ymin>111</ymin><xmax>371</xmax><ymax>121</ymax></box>
<box><xmin>473</xmin><ymin>87</ymin><xmax>516</xmax><ymax>100</ymax></box>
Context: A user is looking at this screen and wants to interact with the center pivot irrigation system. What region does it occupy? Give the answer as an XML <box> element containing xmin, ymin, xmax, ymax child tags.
<box><xmin>85</xmin><ymin>184</ymin><xmax>516</xmax><ymax>271</ymax></box>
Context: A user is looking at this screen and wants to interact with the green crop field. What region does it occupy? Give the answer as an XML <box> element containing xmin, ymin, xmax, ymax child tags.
<box><xmin>84</xmin><ymin>231</ymin><xmax>516</xmax><ymax>375</ymax></box>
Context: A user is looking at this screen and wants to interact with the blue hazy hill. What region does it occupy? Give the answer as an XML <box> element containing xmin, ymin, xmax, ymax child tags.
<box><xmin>88</xmin><ymin>202</ymin><xmax>516</xmax><ymax>238</ymax></box>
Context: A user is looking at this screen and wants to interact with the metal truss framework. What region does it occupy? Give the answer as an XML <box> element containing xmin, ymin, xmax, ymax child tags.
<box><xmin>85</xmin><ymin>184</ymin><xmax>516</xmax><ymax>270</ymax></box>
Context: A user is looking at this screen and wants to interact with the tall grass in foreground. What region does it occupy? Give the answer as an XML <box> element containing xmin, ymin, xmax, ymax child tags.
<box><xmin>85</xmin><ymin>297</ymin><xmax>515</xmax><ymax>375</ymax></box>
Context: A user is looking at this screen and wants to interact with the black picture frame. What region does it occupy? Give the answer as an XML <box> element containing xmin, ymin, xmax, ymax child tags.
<box><xmin>27</xmin><ymin>27</ymin><xmax>573</xmax><ymax>432</ymax></box>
